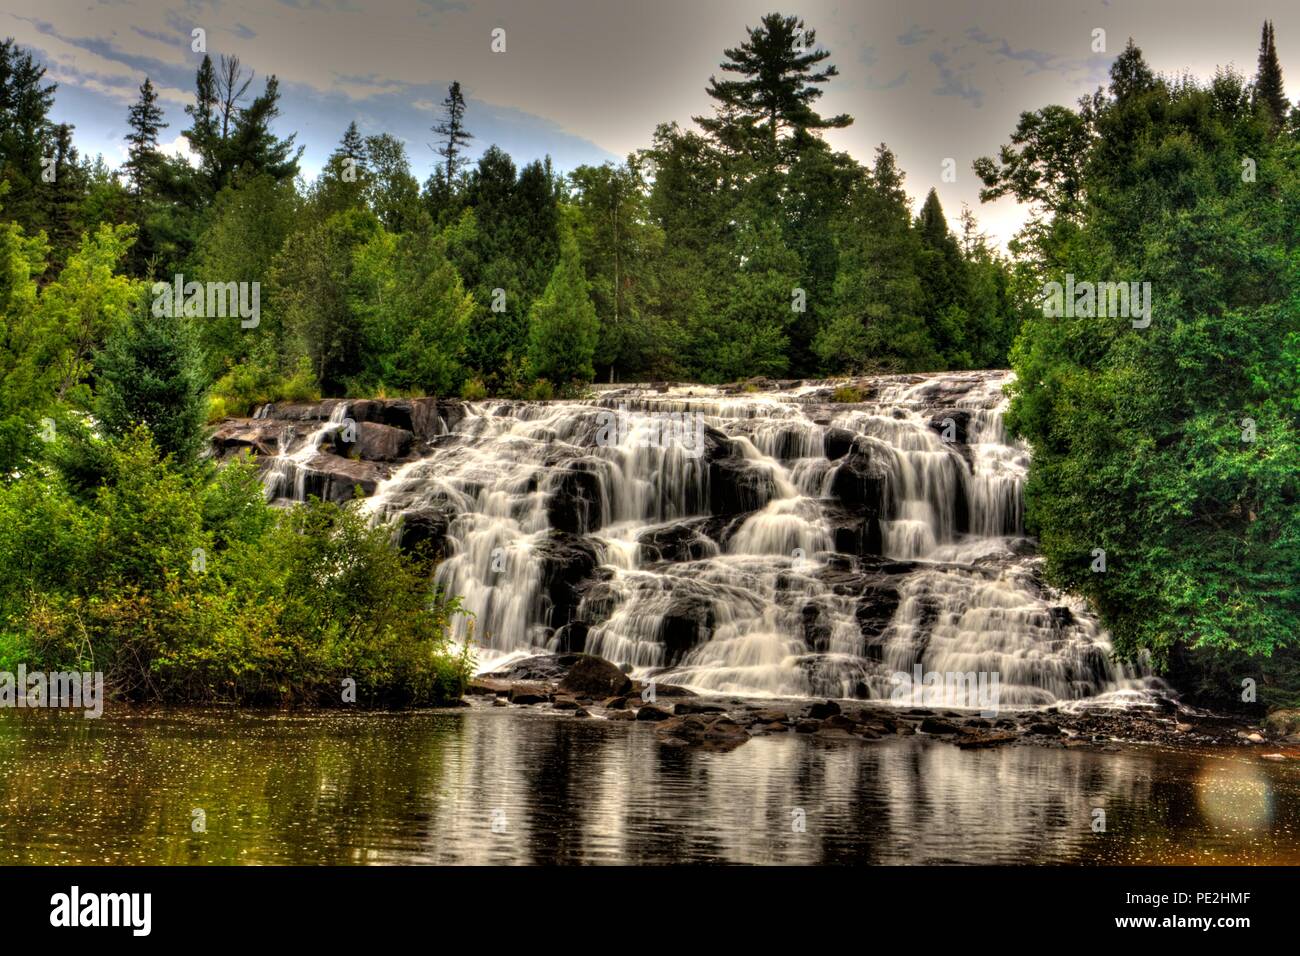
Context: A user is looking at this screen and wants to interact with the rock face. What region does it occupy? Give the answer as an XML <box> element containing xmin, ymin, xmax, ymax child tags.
<box><xmin>221</xmin><ymin>373</ymin><xmax>1153</xmax><ymax>710</ymax></box>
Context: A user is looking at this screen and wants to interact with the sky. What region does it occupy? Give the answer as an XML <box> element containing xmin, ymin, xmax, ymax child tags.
<box><xmin>4</xmin><ymin>0</ymin><xmax>1299</xmax><ymax>246</ymax></box>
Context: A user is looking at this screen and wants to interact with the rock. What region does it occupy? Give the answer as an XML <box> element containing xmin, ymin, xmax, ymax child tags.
<box><xmin>635</xmin><ymin>704</ymin><xmax>674</xmax><ymax>722</ymax></box>
<box><xmin>395</xmin><ymin>508</ymin><xmax>452</xmax><ymax>558</ymax></box>
<box><xmin>1261</xmin><ymin>753</ymin><xmax>1287</xmax><ymax>761</ymax></box>
<box><xmin>957</xmin><ymin>733</ymin><xmax>1018</xmax><ymax>750</ymax></box>
<box><xmin>573</xmin><ymin>708</ymin><xmax>591</xmax><ymax>718</ymax></box>
<box><xmin>605</xmin><ymin>709</ymin><xmax>637</xmax><ymax>721</ymax></box>
<box><xmin>927</xmin><ymin>409</ymin><xmax>972</xmax><ymax>445</ymax></box>
<box><xmin>508</xmin><ymin>683</ymin><xmax>552</xmax><ymax>705</ymax></box>
<box><xmin>794</xmin><ymin>719</ymin><xmax>821</xmax><ymax>734</ymax></box>
<box><xmin>821</xmin><ymin>713</ymin><xmax>857</xmax><ymax>730</ymax></box>
<box><xmin>292</xmin><ymin>454</ymin><xmax>387</xmax><ymax>503</ymax></box>
<box><xmin>603</xmin><ymin>696</ymin><xmax>628</xmax><ymax>710</ymax></box>
<box><xmin>553</xmin><ymin>621</ymin><xmax>589</xmax><ymax>654</ymax></box>
<box><xmin>1263</xmin><ymin>709</ymin><xmax>1300</xmax><ymax>738</ymax></box>
<box><xmin>919</xmin><ymin>717</ymin><xmax>959</xmax><ymax>735</ymax></box>
<box><xmin>535</xmin><ymin>534</ymin><xmax>601</xmax><ymax>630</ymax></box>
<box><xmin>823</xmin><ymin>427</ymin><xmax>856</xmax><ymax>461</ymax></box>
<box><xmin>829</xmin><ymin>437</ymin><xmax>891</xmax><ymax>512</ymax></box>
<box><xmin>329</xmin><ymin>420</ymin><xmax>414</xmax><ymax>462</ymax></box>
<box><xmin>673</xmin><ymin>700</ymin><xmax>727</xmax><ymax>716</ymax></box>
<box><xmin>546</xmin><ymin>461</ymin><xmax>605</xmax><ymax>534</ymax></box>
<box><xmin>551</xmin><ymin>698</ymin><xmax>580</xmax><ymax>710</ymax></box>
<box><xmin>558</xmin><ymin>654</ymin><xmax>634</xmax><ymax>698</ymax></box>
<box><xmin>1027</xmin><ymin>722</ymin><xmax>1060</xmax><ymax>736</ymax></box>
<box><xmin>806</xmin><ymin>699</ymin><xmax>841</xmax><ymax>720</ymax></box>
<box><xmin>467</xmin><ymin>678</ymin><xmax>511</xmax><ymax>697</ymax></box>
<box><xmin>654</xmin><ymin>715</ymin><xmax>750</xmax><ymax>749</ymax></box>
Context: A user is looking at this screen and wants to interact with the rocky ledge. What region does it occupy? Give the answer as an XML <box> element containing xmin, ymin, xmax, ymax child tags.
<box><xmin>470</xmin><ymin>653</ymin><xmax>1297</xmax><ymax>756</ymax></box>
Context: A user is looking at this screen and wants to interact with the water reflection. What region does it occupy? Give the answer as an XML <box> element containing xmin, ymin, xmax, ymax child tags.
<box><xmin>0</xmin><ymin>708</ymin><xmax>1296</xmax><ymax>864</ymax></box>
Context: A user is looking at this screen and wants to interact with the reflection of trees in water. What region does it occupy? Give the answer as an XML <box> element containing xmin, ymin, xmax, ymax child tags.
<box><xmin>1</xmin><ymin>712</ymin><xmax>1296</xmax><ymax>864</ymax></box>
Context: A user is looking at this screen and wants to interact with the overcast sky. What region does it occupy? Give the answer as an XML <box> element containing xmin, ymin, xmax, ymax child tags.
<box><xmin>5</xmin><ymin>0</ymin><xmax>1298</xmax><ymax>245</ymax></box>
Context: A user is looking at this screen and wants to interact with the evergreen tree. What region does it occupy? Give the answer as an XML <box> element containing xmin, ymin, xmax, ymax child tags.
<box><xmin>95</xmin><ymin>294</ymin><xmax>209</xmax><ymax>467</ymax></box>
<box><xmin>526</xmin><ymin>219</ymin><xmax>598</xmax><ymax>390</ymax></box>
<box><xmin>1254</xmin><ymin>20</ymin><xmax>1289</xmax><ymax>131</ymax></box>
<box><xmin>124</xmin><ymin>77</ymin><xmax>167</xmax><ymax>196</ymax></box>
<box><xmin>432</xmin><ymin>81</ymin><xmax>473</xmax><ymax>184</ymax></box>
<box><xmin>0</xmin><ymin>39</ymin><xmax>58</xmax><ymax>234</ymax></box>
<box><xmin>696</xmin><ymin>13</ymin><xmax>850</xmax><ymax>166</ymax></box>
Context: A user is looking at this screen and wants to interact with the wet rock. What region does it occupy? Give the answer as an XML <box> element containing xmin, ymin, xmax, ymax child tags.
<box><xmin>295</xmin><ymin>454</ymin><xmax>387</xmax><ymax>503</ymax></box>
<box><xmin>552</xmin><ymin>698</ymin><xmax>580</xmax><ymax>710</ymax></box>
<box><xmin>329</xmin><ymin>420</ymin><xmax>414</xmax><ymax>462</ymax></box>
<box><xmin>547</xmin><ymin>461</ymin><xmax>605</xmax><ymax>534</ymax></box>
<box><xmin>635</xmin><ymin>704</ymin><xmax>674</xmax><ymax>722</ymax></box>
<box><xmin>553</xmin><ymin>621</ymin><xmax>589</xmax><ymax>654</ymax></box>
<box><xmin>823</xmin><ymin>427</ymin><xmax>856</xmax><ymax>461</ymax></box>
<box><xmin>806</xmin><ymin>700</ymin><xmax>842</xmax><ymax>720</ymax></box>
<box><xmin>673</xmin><ymin>700</ymin><xmax>727</xmax><ymax>716</ymax></box>
<box><xmin>1027</xmin><ymin>722</ymin><xmax>1060</xmax><ymax>736</ymax></box>
<box><xmin>927</xmin><ymin>409</ymin><xmax>972</xmax><ymax>445</ymax></box>
<box><xmin>467</xmin><ymin>678</ymin><xmax>511</xmax><ymax>697</ymax></box>
<box><xmin>508</xmin><ymin>683</ymin><xmax>552</xmax><ymax>705</ymax></box>
<box><xmin>829</xmin><ymin>437</ymin><xmax>891</xmax><ymax>513</ymax></box>
<box><xmin>919</xmin><ymin>717</ymin><xmax>959</xmax><ymax>735</ymax></box>
<box><xmin>558</xmin><ymin>654</ymin><xmax>633</xmax><ymax>698</ymax></box>
<box><xmin>395</xmin><ymin>508</ymin><xmax>452</xmax><ymax>558</ymax></box>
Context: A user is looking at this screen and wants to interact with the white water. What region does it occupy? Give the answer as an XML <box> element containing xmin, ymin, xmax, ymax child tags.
<box><xmin>266</xmin><ymin>372</ymin><xmax>1151</xmax><ymax>707</ymax></box>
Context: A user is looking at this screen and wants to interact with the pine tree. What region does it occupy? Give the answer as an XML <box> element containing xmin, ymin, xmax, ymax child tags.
<box><xmin>696</xmin><ymin>13</ymin><xmax>850</xmax><ymax>165</ymax></box>
<box><xmin>432</xmin><ymin>81</ymin><xmax>473</xmax><ymax>183</ymax></box>
<box><xmin>124</xmin><ymin>77</ymin><xmax>167</xmax><ymax>196</ymax></box>
<box><xmin>1254</xmin><ymin>20</ymin><xmax>1289</xmax><ymax>131</ymax></box>
<box><xmin>95</xmin><ymin>295</ymin><xmax>209</xmax><ymax>467</ymax></box>
<box><xmin>526</xmin><ymin>221</ymin><xmax>598</xmax><ymax>390</ymax></box>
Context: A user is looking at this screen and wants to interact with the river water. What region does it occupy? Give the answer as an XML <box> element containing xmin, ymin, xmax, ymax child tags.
<box><xmin>1</xmin><ymin>707</ymin><xmax>1295</xmax><ymax>865</ymax></box>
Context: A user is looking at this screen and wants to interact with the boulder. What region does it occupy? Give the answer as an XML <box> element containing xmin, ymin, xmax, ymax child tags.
<box><xmin>508</xmin><ymin>683</ymin><xmax>552</xmax><ymax>705</ymax></box>
<box><xmin>635</xmin><ymin>704</ymin><xmax>674</xmax><ymax>722</ymax></box>
<box><xmin>329</xmin><ymin>420</ymin><xmax>415</xmax><ymax>462</ymax></box>
<box><xmin>829</xmin><ymin>437</ymin><xmax>892</xmax><ymax>513</ymax></box>
<box><xmin>558</xmin><ymin>655</ymin><xmax>634</xmax><ymax>698</ymax></box>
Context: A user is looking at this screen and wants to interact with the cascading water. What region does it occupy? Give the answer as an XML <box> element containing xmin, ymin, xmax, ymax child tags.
<box><xmin>255</xmin><ymin>371</ymin><xmax>1152</xmax><ymax>708</ymax></box>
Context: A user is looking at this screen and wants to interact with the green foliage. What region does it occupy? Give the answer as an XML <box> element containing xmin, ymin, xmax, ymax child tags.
<box><xmin>526</xmin><ymin>218</ymin><xmax>599</xmax><ymax>391</ymax></box>
<box><xmin>95</xmin><ymin>295</ymin><xmax>209</xmax><ymax>467</ymax></box>
<box><xmin>209</xmin><ymin>349</ymin><xmax>319</xmax><ymax>420</ymax></box>
<box><xmin>999</xmin><ymin>45</ymin><xmax>1300</xmax><ymax>686</ymax></box>
<box><xmin>0</xmin><ymin>429</ymin><xmax>472</xmax><ymax>706</ymax></box>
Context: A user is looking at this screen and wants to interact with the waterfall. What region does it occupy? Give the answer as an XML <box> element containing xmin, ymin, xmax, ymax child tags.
<box><xmin>252</xmin><ymin>371</ymin><xmax>1152</xmax><ymax>707</ymax></box>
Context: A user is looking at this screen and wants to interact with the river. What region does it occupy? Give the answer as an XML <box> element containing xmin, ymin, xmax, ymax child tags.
<box><xmin>1</xmin><ymin>706</ymin><xmax>1295</xmax><ymax>865</ymax></box>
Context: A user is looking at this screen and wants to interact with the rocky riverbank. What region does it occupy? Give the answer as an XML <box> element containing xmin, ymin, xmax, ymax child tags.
<box><xmin>470</xmin><ymin>652</ymin><xmax>1298</xmax><ymax>757</ymax></box>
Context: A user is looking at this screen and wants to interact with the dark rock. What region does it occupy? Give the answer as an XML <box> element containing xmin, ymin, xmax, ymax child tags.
<box><xmin>919</xmin><ymin>717</ymin><xmax>959</xmax><ymax>735</ymax></box>
<box><xmin>329</xmin><ymin>420</ymin><xmax>414</xmax><ymax>462</ymax></box>
<box><xmin>553</xmin><ymin>621</ymin><xmax>589</xmax><ymax>654</ymax></box>
<box><xmin>508</xmin><ymin>683</ymin><xmax>552</xmax><ymax>705</ymax></box>
<box><xmin>829</xmin><ymin>437</ymin><xmax>891</xmax><ymax>513</ymax></box>
<box><xmin>546</xmin><ymin>461</ymin><xmax>605</xmax><ymax>534</ymax></box>
<box><xmin>806</xmin><ymin>699</ymin><xmax>842</xmax><ymax>720</ymax></box>
<box><xmin>1027</xmin><ymin>722</ymin><xmax>1060</xmax><ymax>736</ymax></box>
<box><xmin>635</xmin><ymin>704</ymin><xmax>674</xmax><ymax>722</ymax></box>
<box><xmin>673</xmin><ymin>700</ymin><xmax>727</xmax><ymax>716</ymax></box>
<box><xmin>558</xmin><ymin>654</ymin><xmax>634</xmax><ymax>698</ymax></box>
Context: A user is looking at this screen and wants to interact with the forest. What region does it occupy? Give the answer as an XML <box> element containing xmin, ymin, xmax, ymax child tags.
<box><xmin>0</xmin><ymin>14</ymin><xmax>1295</xmax><ymax>709</ymax></box>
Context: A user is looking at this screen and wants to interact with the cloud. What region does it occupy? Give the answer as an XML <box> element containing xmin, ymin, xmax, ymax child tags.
<box><xmin>898</xmin><ymin>25</ymin><xmax>934</xmax><ymax>47</ymax></box>
<box><xmin>929</xmin><ymin>50</ymin><xmax>983</xmax><ymax>106</ymax></box>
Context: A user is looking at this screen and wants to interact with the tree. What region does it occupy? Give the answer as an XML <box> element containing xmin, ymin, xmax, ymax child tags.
<box><xmin>1254</xmin><ymin>20</ymin><xmax>1289</xmax><ymax>131</ymax></box>
<box><xmin>569</xmin><ymin>159</ymin><xmax>664</xmax><ymax>381</ymax></box>
<box><xmin>526</xmin><ymin>217</ymin><xmax>598</xmax><ymax>390</ymax></box>
<box><xmin>0</xmin><ymin>39</ymin><xmax>58</xmax><ymax>234</ymax></box>
<box><xmin>95</xmin><ymin>295</ymin><xmax>208</xmax><ymax>467</ymax></box>
<box><xmin>124</xmin><ymin>78</ymin><xmax>167</xmax><ymax>196</ymax></box>
<box><xmin>696</xmin><ymin>13</ymin><xmax>850</xmax><ymax>167</ymax></box>
<box><xmin>431</xmin><ymin>81</ymin><xmax>473</xmax><ymax>184</ymax></box>
<box><xmin>997</xmin><ymin>49</ymin><xmax>1300</xmax><ymax>695</ymax></box>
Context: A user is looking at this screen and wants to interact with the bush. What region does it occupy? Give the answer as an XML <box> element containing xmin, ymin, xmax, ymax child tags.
<box><xmin>831</xmin><ymin>384</ymin><xmax>866</xmax><ymax>403</ymax></box>
<box><xmin>209</xmin><ymin>353</ymin><xmax>320</xmax><ymax>421</ymax></box>
<box><xmin>0</xmin><ymin>428</ymin><xmax>473</xmax><ymax>706</ymax></box>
